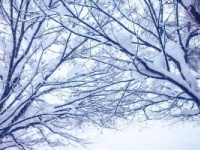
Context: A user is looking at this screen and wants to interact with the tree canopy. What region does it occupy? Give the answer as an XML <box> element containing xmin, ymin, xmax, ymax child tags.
<box><xmin>1</xmin><ymin>0</ymin><xmax>200</xmax><ymax>149</ymax></box>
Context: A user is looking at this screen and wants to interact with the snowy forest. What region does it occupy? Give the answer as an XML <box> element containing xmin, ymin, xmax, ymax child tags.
<box><xmin>1</xmin><ymin>0</ymin><xmax>200</xmax><ymax>149</ymax></box>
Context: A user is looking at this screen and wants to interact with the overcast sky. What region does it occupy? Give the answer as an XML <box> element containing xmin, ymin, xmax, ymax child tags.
<box><xmin>59</xmin><ymin>121</ymin><xmax>200</xmax><ymax>150</ymax></box>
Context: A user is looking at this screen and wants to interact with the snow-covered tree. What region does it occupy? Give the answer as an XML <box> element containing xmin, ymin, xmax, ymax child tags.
<box><xmin>1</xmin><ymin>0</ymin><xmax>200</xmax><ymax>149</ymax></box>
<box><xmin>0</xmin><ymin>0</ymin><xmax>108</xmax><ymax>149</ymax></box>
<box><xmin>52</xmin><ymin>0</ymin><xmax>200</xmax><ymax>121</ymax></box>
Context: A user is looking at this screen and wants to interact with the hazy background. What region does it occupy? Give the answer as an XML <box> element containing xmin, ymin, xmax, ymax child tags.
<box><xmin>64</xmin><ymin>121</ymin><xmax>200</xmax><ymax>150</ymax></box>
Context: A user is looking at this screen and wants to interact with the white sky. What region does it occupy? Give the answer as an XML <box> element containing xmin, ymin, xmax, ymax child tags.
<box><xmin>59</xmin><ymin>120</ymin><xmax>200</xmax><ymax>150</ymax></box>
